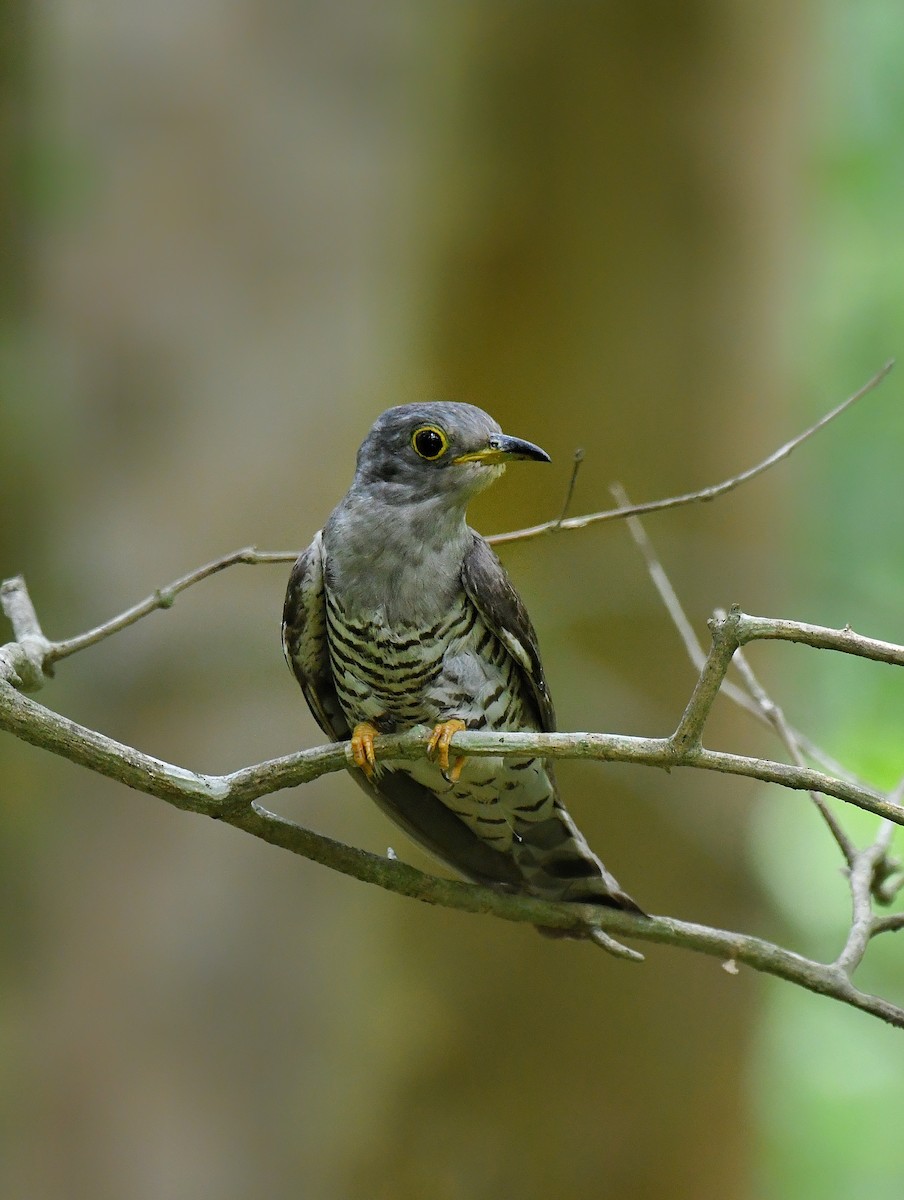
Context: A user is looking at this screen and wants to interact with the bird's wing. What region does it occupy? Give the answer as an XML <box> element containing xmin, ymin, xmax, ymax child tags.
<box><xmin>461</xmin><ymin>532</ymin><xmax>556</xmax><ymax>732</ymax></box>
<box><xmin>282</xmin><ymin>531</ymin><xmax>350</xmax><ymax>741</ymax></box>
<box><xmin>462</xmin><ymin>534</ymin><xmax>645</xmax><ymax>915</ymax></box>
<box><xmin>283</xmin><ymin>532</ymin><xmax>524</xmax><ymax>889</ymax></box>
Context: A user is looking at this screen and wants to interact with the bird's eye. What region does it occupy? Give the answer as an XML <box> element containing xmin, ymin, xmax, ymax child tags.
<box><xmin>411</xmin><ymin>425</ymin><xmax>448</xmax><ymax>461</ymax></box>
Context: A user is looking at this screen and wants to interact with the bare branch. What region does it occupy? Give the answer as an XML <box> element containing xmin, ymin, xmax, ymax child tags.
<box><xmin>6</xmin><ymin>588</ymin><xmax>904</xmax><ymax>831</ymax></box>
<box><xmin>46</xmin><ymin>547</ymin><xmax>298</xmax><ymax>668</ymax></box>
<box><xmin>609</xmin><ymin>482</ymin><xmax>707</xmax><ymax>660</ymax></box>
<box><xmin>872</xmin><ymin>913</ymin><xmax>904</xmax><ymax>937</ymax></box>
<box><xmin>0</xmin><ymin>577</ymin><xmax>52</xmax><ymax>692</ymax></box>
<box><xmin>0</xmin><ymin>675</ymin><xmax>901</xmax><ymax>1026</ymax></box>
<box><xmin>244</xmin><ymin>794</ymin><xmax>904</xmax><ymax>1028</ymax></box>
<box><xmin>736</xmin><ymin>614</ymin><xmax>904</xmax><ymax>665</ymax></box>
<box><xmin>3</xmin><ymin>654</ymin><xmax>903</xmax><ymax>825</ymax></box>
<box><xmin>725</xmin><ymin>636</ymin><xmax>857</xmax><ymax>863</ymax></box>
<box><xmin>1</xmin><ymin>575</ymin><xmax>46</xmax><ymax>641</ymax></box>
<box><xmin>836</xmin><ymin>817</ymin><xmax>899</xmax><ymax>976</ymax></box>
<box><xmin>614</xmin><ymin>481</ymin><xmax>860</xmax><ymax>864</ymax></box>
<box><xmin>488</xmin><ymin>361</ymin><xmax>895</xmax><ymax>546</ymax></box>
<box><xmin>669</xmin><ymin>612</ymin><xmax>740</xmax><ymax>753</ymax></box>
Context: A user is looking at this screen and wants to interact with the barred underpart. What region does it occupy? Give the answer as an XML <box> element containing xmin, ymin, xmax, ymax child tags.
<box><xmin>325</xmin><ymin>586</ymin><xmax>629</xmax><ymax>908</ymax></box>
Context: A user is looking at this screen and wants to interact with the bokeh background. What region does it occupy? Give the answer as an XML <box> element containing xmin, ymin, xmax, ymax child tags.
<box><xmin>2</xmin><ymin>3</ymin><xmax>903</xmax><ymax>1197</ymax></box>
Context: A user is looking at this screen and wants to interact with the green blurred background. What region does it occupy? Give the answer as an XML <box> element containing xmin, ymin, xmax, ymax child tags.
<box><xmin>2</xmin><ymin>3</ymin><xmax>903</xmax><ymax>1197</ymax></box>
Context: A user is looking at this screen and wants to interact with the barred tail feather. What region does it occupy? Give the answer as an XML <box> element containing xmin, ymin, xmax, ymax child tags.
<box><xmin>514</xmin><ymin>800</ymin><xmax>645</xmax><ymax>917</ymax></box>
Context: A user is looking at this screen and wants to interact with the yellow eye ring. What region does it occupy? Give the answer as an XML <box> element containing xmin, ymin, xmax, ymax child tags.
<box><xmin>411</xmin><ymin>424</ymin><xmax>449</xmax><ymax>461</ymax></box>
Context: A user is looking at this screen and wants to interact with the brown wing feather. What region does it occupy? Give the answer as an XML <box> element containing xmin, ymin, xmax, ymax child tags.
<box><xmin>462</xmin><ymin>533</ymin><xmax>646</xmax><ymax>916</ymax></box>
<box><xmin>461</xmin><ymin>532</ymin><xmax>555</xmax><ymax>732</ymax></box>
<box><xmin>282</xmin><ymin>531</ymin><xmax>350</xmax><ymax>742</ymax></box>
<box><xmin>282</xmin><ymin>532</ymin><xmax>524</xmax><ymax>889</ymax></box>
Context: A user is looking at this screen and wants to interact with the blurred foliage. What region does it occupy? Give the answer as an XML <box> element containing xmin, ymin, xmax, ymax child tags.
<box><xmin>753</xmin><ymin>2</ymin><xmax>904</xmax><ymax>1195</ymax></box>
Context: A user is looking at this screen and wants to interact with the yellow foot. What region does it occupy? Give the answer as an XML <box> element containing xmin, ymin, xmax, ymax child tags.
<box><xmin>427</xmin><ymin>718</ymin><xmax>467</xmax><ymax>780</ymax></box>
<box><xmin>350</xmin><ymin>722</ymin><xmax>379</xmax><ymax>778</ymax></box>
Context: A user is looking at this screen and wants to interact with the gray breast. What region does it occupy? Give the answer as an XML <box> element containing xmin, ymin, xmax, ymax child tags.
<box><xmin>325</xmin><ymin>587</ymin><xmax>480</xmax><ymax>731</ymax></box>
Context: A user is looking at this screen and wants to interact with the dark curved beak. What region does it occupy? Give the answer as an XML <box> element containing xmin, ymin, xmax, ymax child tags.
<box><xmin>453</xmin><ymin>433</ymin><xmax>551</xmax><ymax>465</ymax></box>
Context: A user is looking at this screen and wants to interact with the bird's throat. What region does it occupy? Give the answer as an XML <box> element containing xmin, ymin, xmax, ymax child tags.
<box><xmin>324</xmin><ymin>491</ymin><xmax>471</xmax><ymax>624</ymax></box>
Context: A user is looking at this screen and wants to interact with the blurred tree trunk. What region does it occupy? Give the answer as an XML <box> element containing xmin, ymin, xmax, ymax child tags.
<box><xmin>0</xmin><ymin>1</ymin><xmax>39</xmax><ymax>960</ymax></box>
<box><xmin>0</xmin><ymin>4</ymin><xmax>807</xmax><ymax>1198</ymax></box>
<box><xmin>1</xmin><ymin>5</ymin><xmax>28</xmax><ymax>317</ymax></box>
<box><xmin>347</xmin><ymin>7</ymin><xmax>803</xmax><ymax>1198</ymax></box>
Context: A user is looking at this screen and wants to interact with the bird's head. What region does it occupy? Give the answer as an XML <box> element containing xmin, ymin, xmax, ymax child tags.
<box><xmin>352</xmin><ymin>401</ymin><xmax>550</xmax><ymax>507</ymax></box>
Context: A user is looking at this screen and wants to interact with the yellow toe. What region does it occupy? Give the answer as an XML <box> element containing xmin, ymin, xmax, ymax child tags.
<box><xmin>428</xmin><ymin>718</ymin><xmax>467</xmax><ymax>775</ymax></box>
<box><xmin>350</xmin><ymin>722</ymin><xmax>379</xmax><ymax>778</ymax></box>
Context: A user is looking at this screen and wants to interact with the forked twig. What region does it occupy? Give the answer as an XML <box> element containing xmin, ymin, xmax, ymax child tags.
<box><xmin>608</xmin><ymin>482</ymin><xmax>861</xmax><ymax>779</ymax></box>
<box><xmin>836</xmin><ymin>808</ymin><xmax>900</xmax><ymax>976</ymax></box>
<box><xmin>609</xmin><ymin>481</ymin><xmax>858</xmax><ymax>864</ymax></box>
<box><xmin>612</xmin><ymin>486</ymin><xmax>904</xmax><ymax>981</ymax></box>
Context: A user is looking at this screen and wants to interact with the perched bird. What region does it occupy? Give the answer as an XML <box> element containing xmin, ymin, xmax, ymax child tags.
<box><xmin>282</xmin><ymin>402</ymin><xmax>642</xmax><ymax>947</ymax></box>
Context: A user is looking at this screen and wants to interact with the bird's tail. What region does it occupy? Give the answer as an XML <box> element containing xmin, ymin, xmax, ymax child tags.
<box><xmin>513</xmin><ymin>797</ymin><xmax>643</xmax><ymax>910</ymax></box>
<box><xmin>513</xmin><ymin>796</ymin><xmax>646</xmax><ymax>959</ymax></box>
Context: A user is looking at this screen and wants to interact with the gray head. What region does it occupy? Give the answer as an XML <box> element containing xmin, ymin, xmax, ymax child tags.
<box><xmin>351</xmin><ymin>401</ymin><xmax>550</xmax><ymax>508</ymax></box>
<box><xmin>324</xmin><ymin>402</ymin><xmax>550</xmax><ymax>617</ymax></box>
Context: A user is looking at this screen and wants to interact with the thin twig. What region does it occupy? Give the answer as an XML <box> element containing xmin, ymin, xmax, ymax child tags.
<box><xmin>0</xmin><ymin>577</ymin><xmax>52</xmax><ymax>692</ymax></box>
<box><xmin>6</xmin><ymin>365</ymin><xmax>890</xmax><ymax>676</ymax></box>
<box><xmin>610</xmin><ymin>486</ymin><xmax>861</xmax><ymax>784</ymax></box>
<box><xmin>554</xmin><ymin>449</ymin><xmax>585</xmax><ymax>527</ymax></box>
<box><xmin>608</xmin><ymin>483</ymin><xmax>705</xmax><ymax>660</ymax></box>
<box><xmin>872</xmin><ymin>913</ymin><xmax>904</xmax><ymax>937</ymax></box>
<box><xmin>669</xmin><ymin>611</ymin><xmax>742</xmax><ymax>753</ymax></box>
<box><xmin>719</xmin><ymin>613</ymin><xmax>858</xmax><ymax>865</ymax></box>
<box><xmin>488</xmin><ymin>360</ymin><xmax>894</xmax><ymax>546</ymax></box>
<box><xmin>737</xmin><ymin>614</ymin><xmax>904</xmax><ymax>666</ymax></box>
<box><xmin>611</xmin><ymin>480</ymin><xmax>859</xmax><ymax>864</ymax></box>
<box><xmin>46</xmin><ymin>547</ymin><xmax>298</xmax><ymax>665</ymax></box>
<box><xmin>0</xmin><ymin>575</ymin><xmax>46</xmax><ymax>641</ymax></box>
<box><xmin>836</xmin><ymin>811</ymin><xmax>900</xmax><ymax>976</ymax></box>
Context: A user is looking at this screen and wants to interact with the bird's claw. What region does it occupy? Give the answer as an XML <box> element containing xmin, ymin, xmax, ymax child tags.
<box><xmin>350</xmin><ymin>722</ymin><xmax>379</xmax><ymax>778</ymax></box>
<box><xmin>428</xmin><ymin>718</ymin><xmax>467</xmax><ymax>780</ymax></box>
